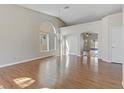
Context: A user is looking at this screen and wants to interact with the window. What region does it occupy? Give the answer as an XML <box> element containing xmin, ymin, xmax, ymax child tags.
<box><xmin>40</xmin><ymin>33</ymin><xmax>49</xmax><ymax>52</ymax></box>
<box><xmin>40</xmin><ymin>32</ymin><xmax>56</xmax><ymax>52</ymax></box>
<box><xmin>40</xmin><ymin>21</ymin><xmax>57</xmax><ymax>52</ymax></box>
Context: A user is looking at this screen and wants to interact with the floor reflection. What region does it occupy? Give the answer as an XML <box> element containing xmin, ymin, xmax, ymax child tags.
<box><xmin>65</xmin><ymin>55</ymin><xmax>70</xmax><ymax>68</ymax></box>
<box><xmin>38</xmin><ymin>55</ymin><xmax>72</xmax><ymax>87</ymax></box>
<box><xmin>38</xmin><ymin>59</ymin><xmax>58</xmax><ymax>87</ymax></box>
<box><xmin>13</xmin><ymin>77</ymin><xmax>35</xmax><ymax>88</ymax></box>
<box><xmin>0</xmin><ymin>85</ymin><xmax>4</xmax><ymax>89</ymax></box>
<box><xmin>41</xmin><ymin>88</ymin><xmax>50</xmax><ymax>89</ymax></box>
<box><xmin>81</xmin><ymin>50</ymin><xmax>99</xmax><ymax>73</ymax></box>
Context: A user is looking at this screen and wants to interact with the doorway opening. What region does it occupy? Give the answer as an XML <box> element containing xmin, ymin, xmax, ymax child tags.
<box><xmin>80</xmin><ymin>32</ymin><xmax>98</xmax><ymax>58</ymax></box>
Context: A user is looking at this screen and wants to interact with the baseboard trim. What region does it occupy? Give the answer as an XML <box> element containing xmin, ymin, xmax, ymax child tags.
<box><xmin>101</xmin><ymin>58</ymin><xmax>111</xmax><ymax>63</ymax></box>
<box><xmin>69</xmin><ymin>53</ymin><xmax>82</xmax><ymax>57</ymax></box>
<box><xmin>0</xmin><ymin>55</ymin><xmax>54</xmax><ymax>68</ymax></box>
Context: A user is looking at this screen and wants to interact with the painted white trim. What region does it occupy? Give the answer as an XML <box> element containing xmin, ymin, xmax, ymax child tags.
<box><xmin>101</xmin><ymin>58</ymin><xmax>123</xmax><ymax>63</ymax></box>
<box><xmin>0</xmin><ymin>55</ymin><xmax>54</xmax><ymax>68</ymax></box>
<box><xmin>101</xmin><ymin>58</ymin><xmax>111</xmax><ymax>63</ymax></box>
<box><xmin>69</xmin><ymin>53</ymin><xmax>82</xmax><ymax>57</ymax></box>
<box><xmin>57</xmin><ymin>53</ymin><xmax>82</xmax><ymax>57</ymax></box>
<box><xmin>77</xmin><ymin>55</ymin><xmax>82</xmax><ymax>57</ymax></box>
<box><xmin>68</xmin><ymin>53</ymin><xmax>113</xmax><ymax>62</ymax></box>
<box><xmin>47</xmin><ymin>34</ymin><xmax>49</xmax><ymax>51</ymax></box>
<box><xmin>122</xmin><ymin>81</ymin><xmax>124</xmax><ymax>88</ymax></box>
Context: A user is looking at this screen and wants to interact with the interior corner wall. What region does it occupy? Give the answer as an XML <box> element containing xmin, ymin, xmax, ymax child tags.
<box><xmin>101</xmin><ymin>13</ymin><xmax>122</xmax><ymax>62</ymax></box>
<box><xmin>100</xmin><ymin>16</ymin><xmax>109</xmax><ymax>61</ymax></box>
<box><xmin>0</xmin><ymin>5</ymin><xmax>64</xmax><ymax>67</ymax></box>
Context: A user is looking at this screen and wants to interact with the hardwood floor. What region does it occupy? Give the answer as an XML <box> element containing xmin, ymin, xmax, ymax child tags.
<box><xmin>0</xmin><ymin>55</ymin><xmax>122</xmax><ymax>89</ymax></box>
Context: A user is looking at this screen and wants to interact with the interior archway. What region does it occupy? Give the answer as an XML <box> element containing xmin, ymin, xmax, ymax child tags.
<box><xmin>40</xmin><ymin>21</ymin><xmax>57</xmax><ymax>52</ymax></box>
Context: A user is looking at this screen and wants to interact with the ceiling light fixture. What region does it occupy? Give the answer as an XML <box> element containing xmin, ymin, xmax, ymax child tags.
<box><xmin>64</xmin><ymin>6</ymin><xmax>69</xmax><ymax>9</ymax></box>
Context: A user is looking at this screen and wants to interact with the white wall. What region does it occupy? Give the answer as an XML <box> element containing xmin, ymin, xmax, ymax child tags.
<box><xmin>0</xmin><ymin>5</ymin><xmax>64</xmax><ymax>67</ymax></box>
<box><xmin>101</xmin><ymin>13</ymin><xmax>122</xmax><ymax>62</ymax></box>
<box><xmin>61</xmin><ymin>13</ymin><xmax>122</xmax><ymax>63</ymax></box>
<box><xmin>64</xmin><ymin>34</ymin><xmax>80</xmax><ymax>55</ymax></box>
<box><xmin>60</xmin><ymin>21</ymin><xmax>102</xmax><ymax>56</ymax></box>
<box><xmin>122</xmin><ymin>5</ymin><xmax>124</xmax><ymax>88</ymax></box>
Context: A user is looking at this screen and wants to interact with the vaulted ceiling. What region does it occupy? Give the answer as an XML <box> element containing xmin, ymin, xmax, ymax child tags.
<box><xmin>20</xmin><ymin>4</ymin><xmax>122</xmax><ymax>26</ymax></box>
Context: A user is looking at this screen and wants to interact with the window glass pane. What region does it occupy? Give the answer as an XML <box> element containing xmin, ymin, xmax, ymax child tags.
<box><xmin>40</xmin><ymin>34</ymin><xmax>48</xmax><ymax>51</ymax></box>
<box><xmin>49</xmin><ymin>32</ymin><xmax>55</xmax><ymax>50</ymax></box>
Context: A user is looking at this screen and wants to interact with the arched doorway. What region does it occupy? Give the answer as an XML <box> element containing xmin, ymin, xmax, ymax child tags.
<box><xmin>40</xmin><ymin>21</ymin><xmax>57</xmax><ymax>53</ymax></box>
